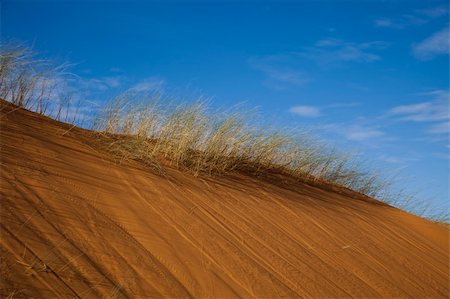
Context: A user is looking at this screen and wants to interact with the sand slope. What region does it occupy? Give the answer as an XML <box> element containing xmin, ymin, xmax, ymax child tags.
<box><xmin>1</xmin><ymin>100</ymin><xmax>449</xmax><ymax>298</ymax></box>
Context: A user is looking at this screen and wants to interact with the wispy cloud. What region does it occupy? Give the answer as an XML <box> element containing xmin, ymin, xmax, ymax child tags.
<box><xmin>387</xmin><ymin>90</ymin><xmax>449</xmax><ymax>138</ymax></box>
<box><xmin>428</xmin><ymin>121</ymin><xmax>450</xmax><ymax>134</ymax></box>
<box><xmin>319</xmin><ymin>120</ymin><xmax>386</xmax><ymax>142</ymax></box>
<box><xmin>347</xmin><ymin>82</ymin><xmax>369</xmax><ymax>92</ymax></box>
<box><xmin>326</xmin><ymin>123</ymin><xmax>385</xmax><ymax>142</ymax></box>
<box><xmin>74</xmin><ymin>75</ymin><xmax>123</xmax><ymax>92</ymax></box>
<box><xmin>102</xmin><ymin>76</ymin><xmax>122</xmax><ymax>88</ymax></box>
<box><xmin>249</xmin><ymin>38</ymin><xmax>387</xmax><ymax>89</ymax></box>
<box><xmin>378</xmin><ymin>154</ymin><xmax>419</xmax><ymax>164</ymax></box>
<box><xmin>413</xmin><ymin>27</ymin><xmax>450</xmax><ymax>60</ymax></box>
<box><xmin>375</xmin><ymin>5</ymin><xmax>448</xmax><ymax>29</ymax></box>
<box><xmin>374</xmin><ymin>15</ymin><xmax>426</xmax><ymax>29</ymax></box>
<box><xmin>319</xmin><ymin>90</ymin><xmax>447</xmax><ymax>143</ymax></box>
<box><xmin>248</xmin><ymin>56</ymin><xmax>310</xmax><ymax>89</ymax></box>
<box><xmin>325</xmin><ymin>102</ymin><xmax>361</xmax><ymax>109</ymax></box>
<box><xmin>342</xmin><ymin>124</ymin><xmax>385</xmax><ymax>141</ymax></box>
<box><xmin>388</xmin><ymin>90</ymin><xmax>449</xmax><ymax>122</ymax></box>
<box><xmin>416</xmin><ymin>5</ymin><xmax>449</xmax><ymax>18</ymax></box>
<box><xmin>129</xmin><ymin>77</ymin><xmax>165</xmax><ymax>92</ymax></box>
<box><xmin>110</xmin><ymin>67</ymin><xmax>121</xmax><ymax>73</ymax></box>
<box><xmin>299</xmin><ymin>39</ymin><xmax>389</xmax><ymax>63</ymax></box>
<box><xmin>289</xmin><ymin>105</ymin><xmax>321</xmax><ymax>117</ymax></box>
<box><xmin>375</xmin><ymin>18</ymin><xmax>397</xmax><ymax>28</ymax></box>
<box><xmin>432</xmin><ymin>152</ymin><xmax>450</xmax><ymax>160</ymax></box>
<box><xmin>289</xmin><ymin>102</ymin><xmax>360</xmax><ymax>119</ymax></box>
<box><xmin>389</xmin><ymin>102</ymin><xmax>431</xmax><ymax>118</ymax></box>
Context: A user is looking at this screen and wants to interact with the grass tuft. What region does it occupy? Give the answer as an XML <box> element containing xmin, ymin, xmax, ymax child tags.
<box><xmin>93</xmin><ymin>92</ymin><xmax>396</xmax><ymax>201</ymax></box>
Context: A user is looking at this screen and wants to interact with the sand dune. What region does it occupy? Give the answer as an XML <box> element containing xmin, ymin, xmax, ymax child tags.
<box><xmin>1</xmin><ymin>99</ymin><xmax>449</xmax><ymax>298</ymax></box>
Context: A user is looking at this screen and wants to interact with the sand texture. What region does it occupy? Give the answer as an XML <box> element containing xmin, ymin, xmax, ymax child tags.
<box><xmin>1</xmin><ymin>100</ymin><xmax>449</xmax><ymax>298</ymax></box>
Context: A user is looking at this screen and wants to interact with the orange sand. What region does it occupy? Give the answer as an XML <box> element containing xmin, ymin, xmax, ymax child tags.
<box><xmin>1</xmin><ymin>100</ymin><xmax>448</xmax><ymax>298</ymax></box>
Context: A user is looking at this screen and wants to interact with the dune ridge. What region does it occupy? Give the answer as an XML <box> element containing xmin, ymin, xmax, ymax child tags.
<box><xmin>1</xmin><ymin>99</ymin><xmax>449</xmax><ymax>298</ymax></box>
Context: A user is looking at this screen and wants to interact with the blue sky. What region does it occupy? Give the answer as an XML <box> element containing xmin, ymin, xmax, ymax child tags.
<box><xmin>2</xmin><ymin>0</ymin><xmax>449</xmax><ymax>215</ymax></box>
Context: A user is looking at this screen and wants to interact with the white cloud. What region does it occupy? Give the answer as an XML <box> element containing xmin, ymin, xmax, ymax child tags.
<box><xmin>129</xmin><ymin>77</ymin><xmax>165</xmax><ymax>92</ymax></box>
<box><xmin>321</xmin><ymin>122</ymin><xmax>385</xmax><ymax>142</ymax></box>
<box><xmin>413</xmin><ymin>27</ymin><xmax>450</xmax><ymax>60</ymax></box>
<box><xmin>249</xmin><ymin>57</ymin><xmax>310</xmax><ymax>89</ymax></box>
<box><xmin>375</xmin><ymin>18</ymin><xmax>403</xmax><ymax>29</ymax></box>
<box><xmin>378</xmin><ymin>155</ymin><xmax>402</xmax><ymax>164</ymax></box>
<box><xmin>325</xmin><ymin>102</ymin><xmax>361</xmax><ymax>109</ymax></box>
<box><xmin>102</xmin><ymin>76</ymin><xmax>121</xmax><ymax>88</ymax></box>
<box><xmin>263</xmin><ymin>68</ymin><xmax>310</xmax><ymax>87</ymax></box>
<box><xmin>428</xmin><ymin>121</ymin><xmax>450</xmax><ymax>134</ymax></box>
<box><xmin>416</xmin><ymin>6</ymin><xmax>448</xmax><ymax>18</ymax></box>
<box><xmin>375</xmin><ymin>18</ymin><xmax>391</xmax><ymax>27</ymax></box>
<box><xmin>432</xmin><ymin>152</ymin><xmax>450</xmax><ymax>160</ymax></box>
<box><xmin>344</xmin><ymin>125</ymin><xmax>385</xmax><ymax>141</ymax></box>
<box><xmin>375</xmin><ymin>6</ymin><xmax>448</xmax><ymax>29</ymax></box>
<box><xmin>347</xmin><ymin>82</ymin><xmax>369</xmax><ymax>92</ymax></box>
<box><xmin>299</xmin><ymin>39</ymin><xmax>389</xmax><ymax>63</ymax></box>
<box><xmin>289</xmin><ymin>102</ymin><xmax>359</xmax><ymax>119</ymax></box>
<box><xmin>389</xmin><ymin>102</ymin><xmax>430</xmax><ymax>115</ymax></box>
<box><xmin>75</xmin><ymin>76</ymin><xmax>123</xmax><ymax>91</ymax></box>
<box><xmin>388</xmin><ymin>90</ymin><xmax>449</xmax><ymax>122</ymax></box>
<box><xmin>289</xmin><ymin>106</ymin><xmax>321</xmax><ymax>117</ymax></box>
<box><xmin>249</xmin><ymin>38</ymin><xmax>387</xmax><ymax>89</ymax></box>
<box><xmin>374</xmin><ymin>15</ymin><xmax>426</xmax><ymax>29</ymax></box>
<box><xmin>387</xmin><ymin>90</ymin><xmax>449</xmax><ymax>138</ymax></box>
<box><xmin>378</xmin><ymin>154</ymin><xmax>418</xmax><ymax>164</ymax></box>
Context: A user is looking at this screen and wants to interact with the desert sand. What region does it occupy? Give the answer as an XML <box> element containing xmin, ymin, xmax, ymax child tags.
<box><xmin>1</xmin><ymin>99</ymin><xmax>449</xmax><ymax>298</ymax></box>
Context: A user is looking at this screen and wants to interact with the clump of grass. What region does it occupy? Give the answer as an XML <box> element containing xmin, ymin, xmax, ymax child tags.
<box><xmin>93</xmin><ymin>92</ymin><xmax>392</xmax><ymax>199</ymax></box>
<box><xmin>0</xmin><ymin>43</ymin><xmax>77</xmax><ymax>123</ymax></box>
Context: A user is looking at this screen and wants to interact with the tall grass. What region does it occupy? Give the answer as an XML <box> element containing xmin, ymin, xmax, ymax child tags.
<box><xmin>93</xmin><ymin>92</ymin><xmax>389</xmax><ymax>197</ymax></box>
<box><xmin>0</xmin><ymin>43</ymin><xmax>76</xmax><ymax>122</ymax></box>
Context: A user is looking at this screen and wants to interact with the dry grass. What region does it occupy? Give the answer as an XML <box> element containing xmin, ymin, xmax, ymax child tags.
<box><xmin>0</xmin><ymin>43</ymin><xmax>76</xmax><ymax>122</ymax></box>
<box><xmin>93</xmin><ymin>92</ymin><xmax>390</xmax><ymax>198</ymax></box>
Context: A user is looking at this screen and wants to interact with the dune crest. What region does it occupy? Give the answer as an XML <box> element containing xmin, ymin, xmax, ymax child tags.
<box><xmin>1</xmin><ymin>100</ymin><xmax>449</xmax><ymax>298</ymax></box>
